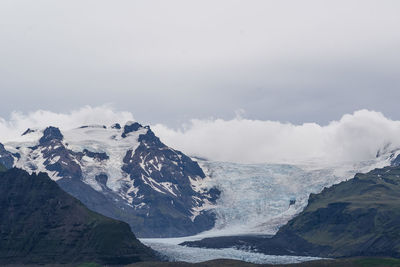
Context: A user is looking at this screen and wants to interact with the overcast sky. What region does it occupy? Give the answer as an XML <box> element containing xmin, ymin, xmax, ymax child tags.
<box><xmin>1</xmin><ymin>0</ymin><xmax>400</xmax><ymax>127</ymax></box>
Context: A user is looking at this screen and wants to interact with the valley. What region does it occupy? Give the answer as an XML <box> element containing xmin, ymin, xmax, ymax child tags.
<box><xmin>1</xmin><ymin>122</ymin><xmax>399</xmax><ymax>265</ymax></box>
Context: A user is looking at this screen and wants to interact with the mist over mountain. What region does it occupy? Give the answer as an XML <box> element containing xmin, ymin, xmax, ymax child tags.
<box><xmin>1</xmin><ymin>108</ymin><xmax>400</xmax><ymax>264</ymax></box>
<box><xmin>2</xmin><ymin>106</ymin><xmax>399</xmax><ymax>239</ymax></box>
<box><xmin>0</xmin><ymin>120</ymin><xmax>218</xmax><ymax>237</ymax></box>
<box><xmin>1</xmin><ymin>107</ymin><xmax>400</xmax><ymax>165</ymax></box>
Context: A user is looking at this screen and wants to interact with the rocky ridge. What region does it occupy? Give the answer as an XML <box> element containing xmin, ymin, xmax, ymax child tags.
<box><xmin>0</xmin><ymin>122</ymin><xmax>219</xmax><ymax>237</ymax></box>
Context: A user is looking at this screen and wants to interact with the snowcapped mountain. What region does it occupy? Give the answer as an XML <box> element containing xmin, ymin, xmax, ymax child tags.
<box><xmin>0</xmin><ymin>122</ymin><xmax>219</xmax><ymax>237</ymax></box>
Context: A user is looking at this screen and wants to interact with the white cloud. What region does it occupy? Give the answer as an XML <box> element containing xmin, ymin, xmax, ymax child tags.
<box><xmin>0</xmin><ymin>106</ymin><xmax>399</xmax><ymax>165</ymax></box>
<box><xmin>0</xmin><ymin>1</ymin><xmax>400</xmax><ymax>126</ymax></box>
<box><xmin>0</xmin><ymin>105</ymin><xmax>134</xmax><ymax>142</ymax></box>
<box><xmin>152</xmin><ymin>110</ymin><xmax>400</xmax><ymax>164</ymax></box>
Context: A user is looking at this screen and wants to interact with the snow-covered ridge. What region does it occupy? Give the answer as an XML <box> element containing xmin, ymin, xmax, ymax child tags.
<box><xmin>63</xmin><ymin>124</ymin><xmax>148</xmax><ymax>194</ymax></box>
<box><xmin>0</xmin><ymin>122</ymin><xmax>219</xmax><ymax>237</ymax></box>
<box><xmin>7</xmin><ymin>124</ymin><xmax>145</xmax><ymax>194</ymax></box>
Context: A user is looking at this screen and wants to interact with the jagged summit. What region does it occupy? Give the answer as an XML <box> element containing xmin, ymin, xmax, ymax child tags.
<box><xmin>111</xmin><ymin>122</ymin><xmax>122</xmax><ymax>129</ymax></box>
<box><xmin>21</xmin><ymin>128</ymin><xmax>36</xmax><ymax>136</ymax></box>
<box><xmin>122</xmin><ymin>121</ymin><xmax>143</xmax><ymax>138</ymax></box>
<box><xmin>1</xmin><ymin>122</ymin><xmax>219</xmax><ymax>237</ymax></box>
<box><xmin>39</xmin><ymin>126</ymin><xmax>63</xmax><ymax>144</ymax></box>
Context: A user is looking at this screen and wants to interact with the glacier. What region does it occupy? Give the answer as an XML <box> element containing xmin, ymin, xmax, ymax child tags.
<box><xmin>141</xmin><ymin>237</ymin><xmax>322</xmax><ymax>264</ymax></box>
<box><xmin>198</xmin><ymin>158</ymin><xmax>390</xmax><ymax>236</ymax></box>
<box><xmin>142</xmin><ymin>157</ymin><xmax>392</xmax><ymax>263</ymax></box>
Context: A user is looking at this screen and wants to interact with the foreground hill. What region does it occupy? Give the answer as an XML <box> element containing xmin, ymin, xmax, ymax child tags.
<box><xmin>0</xmin><ymin>167</ymin><xmax>156</xmax><ymax>265</ymax></box>
<box><xmin>125</xmin><ymin>257</ymin><xmax>400</xmax><ymax>266</ymax></box>
<box><xmin>0</xmin><ymin>122</ymin><xmax>219</xmax><ymax>237</ymax></box>
<box><xmin>183</xmin><ymin>166</ymin><xmax>400</xmax><ymax>258</ymax></box>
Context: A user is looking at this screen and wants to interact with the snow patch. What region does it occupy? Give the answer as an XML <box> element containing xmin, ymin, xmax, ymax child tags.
<box><xmin>63</xmin><ymin>125</ymin><xmax>147</xmax><ymax>193</ymax></box>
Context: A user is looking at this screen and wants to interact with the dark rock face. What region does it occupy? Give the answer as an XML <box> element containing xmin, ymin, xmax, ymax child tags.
<box><xmin>185</xmin><ymin>166</ymin><xmax>400</xmax><ymax>258</ymax></box>
<box><xmin>0</xmin><ymin>168</ymin><xmax>156</xmax><ymax>265</ymax></box>
<box><xmin>39</xmin><ymin>126</ymin><xmax>63</xmax><ymax>145</ymax></box>
<box><xmin>21</xmin><ymin>128</ymin><xmax>35</xmax><ymax>136</ymax></box>
<box><xmin>0</xmin><ymin>143</ymin><xmax>15</xmax><ymax>169</ymax></box>
<box><xmin>111</xmin><ymin>123</ymin><xmax>121</xmax><ymax>129</ymax></box>
<box><xmin>122</xmin><ymin>122</ymin><xmax>143</xmax><ymax>138</ymax></box>
<box><xmin>95</xmin><ymin>173</ymin><xmax>108</xmax><ymax>186</ymax></box>
<box><xmin>121</xmin><ymin>127</ymin><xmax>219</xmax><ymax>237</ymax></box>
<box><xmin>82</xmin><ymin>149</ymin><xmax>109</xmax><ymax>161</ymax></box>
<box><xmin>391</xmin><ymin>154</ymin><xmax>400</xmax><ymax>167</ymax></box>
<box><xmin>37</xmin><ymin>127</ymin><xmax>83</xmax><ymax>180</ymax></box>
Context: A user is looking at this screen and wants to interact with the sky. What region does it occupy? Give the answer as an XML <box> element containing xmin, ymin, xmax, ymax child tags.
<box><xmin>0</xmin><ymin>0</ymin><xmax>400</xmax><ymax>127</ymax></box>
<box><xmin>1</xmin><ymin>1</ymin><xmax>400</xmax><ymax>164</ymax></box>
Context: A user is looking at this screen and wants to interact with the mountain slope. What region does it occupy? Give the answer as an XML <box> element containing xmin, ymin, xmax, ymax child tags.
<box><xmin>183</xmin><ymin>166</ymin><xmax>400</xmax><ymax>258</ymax></box>
<box><xmin>276</xmin><ymin>166</ymin><xmax>400</xmax><ymax>257</ymax></box>
<box><xmin>1</xmin><ymin>122</ymin><xmax>219</xmax><ymax>237</ymax></box>
<box><xmin>0</xmin><ymin>167</ymin><xmax>156</xmax><ymax>265</ymax></box>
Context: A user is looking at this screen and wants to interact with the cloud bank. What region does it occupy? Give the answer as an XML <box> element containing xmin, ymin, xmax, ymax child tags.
<box><xmin>152</xmin><ymin>110</ymin><xmax>400</xmax><ymax>164</ymax></box>
<box><xmin>0</xmin><ymin>106</ymin><xmax>134</xmax><ymax>142</ymax></box>
<box><xmin>1</xmin><ymin>106</ymin><xmax>400</xmax><ymax>164</ymax></box>
<box><xmin>1</xmin><ymin>1</ymin><xmax>400</xmax><ymax>125</ymax></box>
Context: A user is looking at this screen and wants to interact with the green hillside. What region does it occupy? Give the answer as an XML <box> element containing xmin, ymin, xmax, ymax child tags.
<box><xmin>274</xmin><ymin>166</ymin><xmax>400</xmax><ymax>257</ymax></box>
<box><xmin>0</xmin><ymin>168</ymin><xmax>157</xmax><ymax>265</ymax></box>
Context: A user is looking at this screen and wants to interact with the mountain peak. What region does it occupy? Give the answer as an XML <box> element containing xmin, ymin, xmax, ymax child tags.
<box><xmin>122</xmin><ymin>121</ymin><xmax>143</xmax><ymax>138</ymax></box>
<box><xmin>111</xmin><ymin>123</ymin><xmax>122</xmax><ymax>129</ymax></box>
<box><xmin>1</xmin><ymin>121</ymin><xmax>218</xmax><ymax>237</ymax></box>
<box><xmin>39</xmin><ymin>126</ymin><xmax>63</xmax><ymax>145</ymax></box>
<box><xmin>21</xmin><ymin>128</ymin><xmax>36</xmax><ymax>136</ymax></box>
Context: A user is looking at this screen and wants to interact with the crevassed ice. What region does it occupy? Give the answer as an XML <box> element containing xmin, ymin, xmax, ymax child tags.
<box><xmin>198</xmin><ymin>158</ymin><xmax>390</xmax><ymax>236</ymax></box>
<box><xmin>142</xmin><ymin>158</ymin><xmax>390</xmax><ymax>264</ymax></box>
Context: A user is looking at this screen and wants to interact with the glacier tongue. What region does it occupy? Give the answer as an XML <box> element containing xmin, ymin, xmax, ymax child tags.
<box><xmin>141</xmin><ymin>237</ymin><xmax>321</xmax><ymax>264</ymax></box>
<box><xmin>199</xmin><ymin>158</ymin><xmax>390</xmax><ymax>236</ymax></box>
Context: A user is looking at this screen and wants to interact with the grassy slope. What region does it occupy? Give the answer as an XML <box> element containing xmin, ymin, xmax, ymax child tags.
<box><xmin>0</xmin><ymin>168</ymin><xmax>156</xmax><ymax>265</ymax></box>
<box><xmin>278</xmin><ymin>166</ymin><xmax>400</xmax><ymax>257</ymax></box>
